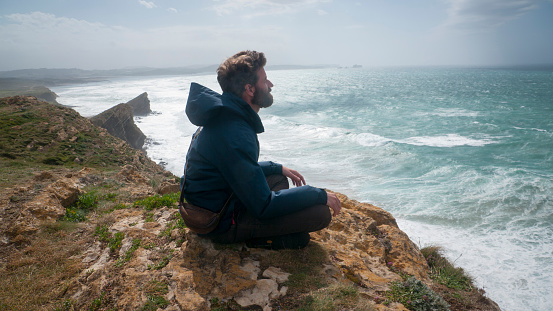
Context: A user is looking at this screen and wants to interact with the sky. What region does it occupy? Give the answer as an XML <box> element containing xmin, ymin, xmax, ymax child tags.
<box><xmin>0</xmin><ymin>0</ymin><xmax>552</xmax><ymax>71</ymax></box>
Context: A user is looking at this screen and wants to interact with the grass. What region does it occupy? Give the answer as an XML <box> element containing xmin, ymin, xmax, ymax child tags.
<box><xmin>0</xmin><ymin>96</ymin><xmax>159</xmax><ymax>189</ymax></box>
<box><xmin>141</xmin><ymin>280</ymin><xmax>169</xmax><ymax>310</ymax></box>
<box><xmin>0</xmin><ymin>221</ymin><xmax>87</xmax><ymax>310</ymax></box>
<box><xmin>115</xmin><ymin>238</ymin><xmax>142</xmax><ymax>267</ymax></box>
<box><xmin>261</xmin><ymin>243</ymin><xmax>377</xmax><ymax>310</ymax></box>
<box><xmin>147</xmin><ymin>249</ymin><xmax>173</xmax><ymax>270</ymax></box>
<box><xmin>261</xmin><ymin>242</ymin><xmax>329</xmax><ymax>294</ymax></box>
<box><xmin>297</xmin><ymin>283</ymin><xmax>374</xmax><ymax>311</ymax></box>
<box><xmin>421</xmin><ymin>246</ymin><xmax>473</xmax><ymax>291</ymax></box>
<box><xmin>0</xmin><ymin>96</ymin><xmax>182</xmax><ymax>310</ymax></box>
<box><xmin>419</xmin><ymin>246</ymin><xmax>491</xmax><ymax>310</ymax></box>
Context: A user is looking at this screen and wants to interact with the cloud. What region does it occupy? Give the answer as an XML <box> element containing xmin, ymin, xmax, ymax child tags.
<box><xmin>168</xmin><ymin>8</ymin><xmax>178</xmax><ymax>13</ymax></box>
<box><xmin>440</xmin><ymin>0</ymin><xmax>538</xmax><ymax>33</ymax></box>
<box><xmin>138</xmin><ymin>0</ymin><xmax>157</xmax><ymax>9</ymax></box>
<box><xmin>209</xmin><ymin>0</ymin><xmax>331</xmax><ymax>17</ymax></box>
<box><xmin>0</xmin><ymin>11</ymin><xmax>290</xmax><ymax>70</ymax></box>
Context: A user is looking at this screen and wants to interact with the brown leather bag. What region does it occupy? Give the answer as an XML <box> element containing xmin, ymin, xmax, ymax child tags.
<box><xmin>178</xmin><ymin>194</ymin><xmax>232</xmax><ymax>234</ymax></box>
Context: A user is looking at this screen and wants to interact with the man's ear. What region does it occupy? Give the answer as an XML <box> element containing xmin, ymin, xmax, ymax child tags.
<box><xmin>245</xmin><ymin>84</ymin><xmax>255</xmax><ymax>97</ymax></box>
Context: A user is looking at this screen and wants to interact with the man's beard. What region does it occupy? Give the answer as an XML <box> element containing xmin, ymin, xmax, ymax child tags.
<box><xmin>252</xmin><ymin>87</ymin><xmax>273</xmax><ymax>108</ymax></box>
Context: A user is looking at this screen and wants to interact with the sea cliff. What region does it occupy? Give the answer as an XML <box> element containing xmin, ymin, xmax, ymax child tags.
<box><xmin>0</xmin><ymin>96</ymin><xmax>500</xmax><ymax>310</ymax></box>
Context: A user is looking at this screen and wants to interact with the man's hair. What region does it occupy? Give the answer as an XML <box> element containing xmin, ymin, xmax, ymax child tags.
<box><xmin>217</xmin><ymin>50</ymin><xmax>267</xmax><ymax>97</ymax></box>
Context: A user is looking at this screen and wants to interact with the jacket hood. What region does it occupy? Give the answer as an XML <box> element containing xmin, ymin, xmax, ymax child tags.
<box><xmin>185</xmin><ymin>82</ymin><xmax>223</xmax><ymax>126</ymax></box>
<box><xmin>185</xmin><ymin>82</ymin><xmax>264</xmax><ymax>133</ymax></box>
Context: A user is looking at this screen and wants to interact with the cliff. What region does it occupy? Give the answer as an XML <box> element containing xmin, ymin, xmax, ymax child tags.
<box><xmin>0</xmin><ymin>96</ymin><xmax>500</xmax><ymax>311</ymax></box>
<box><xmin>0</xmin><ymin>78</ymin><xmax>59</xmax><ymax>104</ymax></box>
<box><xmin>89</xmin><ymin>103</ymin><xmax>146</xmax><ymax>150</ymax></box>
<box><xmin>126</xmin><ymin>92</ymin><xmax>152</xmax><ymax>116</ymax></box>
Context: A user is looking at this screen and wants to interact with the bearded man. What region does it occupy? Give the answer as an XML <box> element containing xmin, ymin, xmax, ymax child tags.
<box><xmin>180</xmin><ymin>50</ymin><xmax>341</xmax><ymax>249</ymax></box>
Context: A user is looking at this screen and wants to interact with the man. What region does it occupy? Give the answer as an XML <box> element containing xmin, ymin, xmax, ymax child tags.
<box><xmin>181</xmin><ymin>50</ymin><xmax>341</xmax><ymax>249</ymax></box>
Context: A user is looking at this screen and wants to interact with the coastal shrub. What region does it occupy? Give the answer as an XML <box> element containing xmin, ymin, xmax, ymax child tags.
<box><xmin>385</xmin><ymin>276</ymin><xmax>450</xmax><ymax>311</ymax></box>
<box><xmin>421</xmin><ymin>246</ymin><xmax>473</xmax><ymax>291</ymax></box>
<box><xmin>94</xmin><ymin>224</ymin><xmax>111</xmax><ymax>242</ymax></box>
<box><xmin>133</xmin><ymin>192</ymin><xmax>179</xmax><ymax>210</ymax></box>
<box><xmin>43</xmin><ymin>156</ymin><xmax>65</xmax><ymax>165</ymax></box>
<box><xmin>75</xmin><ymin>191</ymin><xmax>100</xmax><ymax>210</ymax></box>
<box><xmin>103</xmin><ymin>192</ymin><xmax>117</xmax><ymax>202</ymax></box>
<box><xmin>62</xmin><ymin>191</ymin><xmax>100</xmax><ymax>222</ymax></box>
<box><xmin>63</xmin><ymin>207</ymin><xmax>87</xmax><ymax>222</ymax></box>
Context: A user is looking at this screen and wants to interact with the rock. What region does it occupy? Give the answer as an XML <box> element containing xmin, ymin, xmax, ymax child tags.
<box><xmin>89</xmin><ymin>103</ymin><xmax>146</xmax><ymax>150</ymax></box>
<box><xmin>262</xmin><ymin>267</ymin><xmax>290</xmax><ymax>283</ymax></box>
<box><xmin>118</xmin><ymin>164</ymin><xmax>148</xmax><ymax>184</ymax></box>
<box><xmin>126</xmin><ymin>92</ymin><xmax>151</xmax><ymax>116</ymax></box>
<box><xmin>311</xmin><ymin>193</ymin><xmax>430</xmax><ymax>296</ymax></box>
<box><xmin>5</xmin><ymin>169</ymin><xmax>85</xmax><ymax>240</ymax></box>
<box><xmin>157</xmin><ymin>181</ymin><xmax>180</xmax><ymax>195</ymax></box>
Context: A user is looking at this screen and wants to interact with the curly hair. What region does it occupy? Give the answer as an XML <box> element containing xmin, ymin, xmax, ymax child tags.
<box><xmin>217</xmin><ymin>50</ymin><xmax>267</xmax><ymax>97</ymax></box>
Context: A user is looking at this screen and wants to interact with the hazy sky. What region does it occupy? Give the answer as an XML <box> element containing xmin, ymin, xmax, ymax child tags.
<box><xmin>1</xmin><ymin>0</ymin><xmax>552</xmax><ymax>71</ymax></box>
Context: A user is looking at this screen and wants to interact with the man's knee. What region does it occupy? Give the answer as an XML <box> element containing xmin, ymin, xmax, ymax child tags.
<box><xmin>308</xmin><ymin>204</ymin><xmax>332</xmax><ymax>231</ymax></box>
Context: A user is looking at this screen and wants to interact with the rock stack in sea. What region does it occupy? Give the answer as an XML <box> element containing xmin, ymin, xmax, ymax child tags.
<box><xmin>89</xmin><ymin>103</ymin><xmax>146</xmax><ymax>150</ymax></box>
<box><xmin>126</xmin><ymin>92</ymin><xmax>152</xmax><ymax>116</ymax></box>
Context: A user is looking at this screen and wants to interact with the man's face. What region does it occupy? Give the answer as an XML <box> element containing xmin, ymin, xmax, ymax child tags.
<box><xmin>252</xmin><ymin>68</ymin><xmax>274</xmax><ymax>108</ymax></box>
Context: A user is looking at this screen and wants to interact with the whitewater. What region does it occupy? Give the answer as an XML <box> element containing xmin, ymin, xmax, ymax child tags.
<box><xmin>52</xmin><ymin>67</ymin><xmax>553</xmax><ymax>311</ymax></box>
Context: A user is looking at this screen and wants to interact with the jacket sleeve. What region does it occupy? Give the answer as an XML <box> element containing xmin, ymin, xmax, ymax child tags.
<box><xmin>258</xmin><ymin>161</ymin><xmax>282</xmax><ymax>176</ymax></box>
<box><xmin>210</xmin><ymin>121</ymin><xmax>327</xmax><ymax>219</ymax></box>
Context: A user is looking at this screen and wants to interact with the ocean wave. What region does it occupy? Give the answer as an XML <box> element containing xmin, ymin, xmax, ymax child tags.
<box><xmin>419</xmin><ymin>108</ymin><xmax>480</xmax><ymax>117</ymax></box>
<box><xmin>513</xmin><ymin>126</ymin><xmax>549</xmax><ymax>133</ymax></box>
<box><xmin>398</xmin><ymin>134</ymin><xmax>497</xmax><ymax>147</ymax></box>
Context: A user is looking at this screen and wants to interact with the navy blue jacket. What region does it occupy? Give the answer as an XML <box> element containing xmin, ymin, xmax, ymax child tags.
<box><xmin>182</xmin><ymin>83</ymin><xmax>327</xmax><ymax>235</ymax></box>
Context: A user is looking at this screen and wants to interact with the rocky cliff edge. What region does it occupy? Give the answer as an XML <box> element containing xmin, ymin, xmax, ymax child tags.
<box><xmin>0</xmin><ymin>96</ymin><xmax>500</xmax><ymax>311</ymax></box>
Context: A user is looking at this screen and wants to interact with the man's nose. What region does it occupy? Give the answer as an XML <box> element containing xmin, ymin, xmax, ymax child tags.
<box><xmin>268</xmin><ymin>80</ymin><xmax>274</xmax><ymax>87</ymax></box>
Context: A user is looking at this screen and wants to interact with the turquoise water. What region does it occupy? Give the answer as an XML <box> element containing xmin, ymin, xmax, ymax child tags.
<box><xmin>53</xmin><ymin>67</ymin><xmax>553</xmax><ymax>311</ymax></box>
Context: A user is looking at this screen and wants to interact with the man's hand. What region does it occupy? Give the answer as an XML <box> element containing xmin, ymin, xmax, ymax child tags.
<box><xmin>282</xmin><ymin>166</ymin><xmax>306</xmax><ymax>187</ymax></box>
<box><xmin>326</xmin><ymin>191</ymin><xmax>341</xmax><ymax>216</ymax></box>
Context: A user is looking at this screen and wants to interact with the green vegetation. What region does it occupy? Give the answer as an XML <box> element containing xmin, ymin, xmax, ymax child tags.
<box><xmin>297</xmin><ymin>283</ymin><xmax>374</xmax><ymax>311</ymax></box>
<box><xmin>159</xmin><ymin>216</ymin><xmax>186</xmax><ymax>238</ymax></box>
<box><xmin>385</xmin><ymin>276</ymin><xmax>450</xmax><ymax>311</ymax></box>
<box><xmin>422</xmin><ymin>247</ymin><xmax>473</xmax><ymax>291</ymax></box>
<box><xmin>115</xmin><ymin>238</ymin><xmax>141</xmax><ymax>267</ymax></box>
<box><xmin>133</xmin><ymin>192</ymin><xmax>179</xmax><ymax>210</ymax></box>
<box><xmin>141</xmin><ymin>280</ymin><xmax>169</xmax><ymax>310</ymax></box>
<box><xmin>0</xmin><ymin>80</ymin><xmax>58</xmax><ymax>103</ymax></box>
<box><xmin>94</xmin><ymin>224</ymin><xmax>125</xmax><ymax>253</ymax></box>
<box><xmin>0</xmin><ymin>96</ymin><xmax>159</xmax><ymax>190</ymax></box>
<box><xmin>419</xmin><ymin>246</ymin><xmax>488</xmax><ymax>310</ymax></box>
<box><xmin>147</xmin><ymin>250</ymin><xmax>173</xmax><ymax>270</ymax></box>
<box><xmin>88</xmin><ymin>292</ymin><xmax>106</xmax><ymax>311</ymax></box>
<box><xmin>63</xmin><ymin>191</ymin><xmax>100</xmax><ymax>222</ymax></box>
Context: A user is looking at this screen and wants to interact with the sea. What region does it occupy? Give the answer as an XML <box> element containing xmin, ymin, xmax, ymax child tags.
<box><xmin>52</xmin><ymin>67</ymin><xmax>553</xmax><ymax>311</ymax></box>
